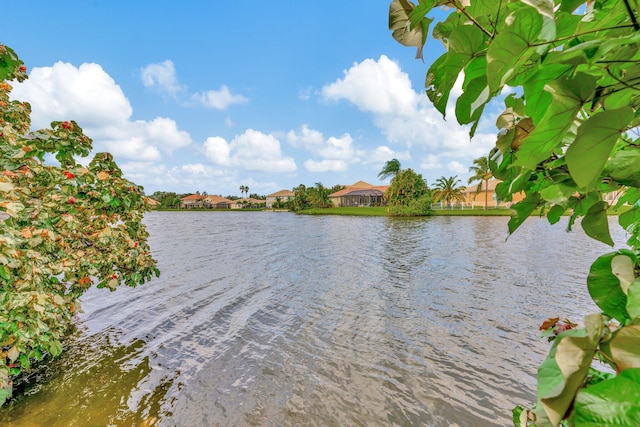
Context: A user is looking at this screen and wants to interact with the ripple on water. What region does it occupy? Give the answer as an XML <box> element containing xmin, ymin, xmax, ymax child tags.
<box><xmin>0</xmin><ymin>213</ymin><xmax>624</xmax><ymax>427</ymax></box>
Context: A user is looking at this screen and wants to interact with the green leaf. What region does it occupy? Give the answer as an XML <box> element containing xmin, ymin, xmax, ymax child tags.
<box><xmin>521</xmin><ymin>0</ymin><xmax>554</xmax><ymax>18</ymax></box>
<box><xmin>427</xmin><ymin>24</ymin><xmax>487</xmax><ymax>116</ymax></box>
<box><xmin>619</xmin><ymin>206</ymin><xmax>640</xmax><ymax>231</ymax></box>
<box><xmin>0</xmin><ymin>265</ymin><xmax>9</xmax><ymax>281</ymax></box>
<box><xmin>606</xmin><ymin>149</ymin><xmax>640</xmax><ymax>187</ymax></box>
<box><xmin>537</xmin><ymin>314</ymin><xmax>603</xmax><ymax>426</ymax></box>
<box><xmin>570</xmin><ymin>368</ymin><xmax>640</xmax><ymax>425</ymax></box>
<box><xmin>547</xmin><ymin>204</ymin><xmax>567</xmax><ymax>225</ymax></box>
<box><xmin>587</xmin><ymin>251</ymin><xmax>635</xmax><ymax>323</ymax></box>
<box><xmin>515</xmin><ymin>74</ymin><xmax>596</xmax><ymax>170</ymax></box>
<box><xmin>486</xmin><ymin>7</ymin><xmax>542</xmax><ymax>93</ymax></box>
<box><xmin>628</xmin><ymin>280</ymin><xmax>640</xmax><ymax>319</ymax></box>
<box><xmin>508</xmin><ymin>192</ymin><xmax>541</xmax><ymax>235</ymax></box>
<box><xmin>581</xmin><ymin>201</ymin><xmax>614</xmax><ymax>246</ymax></box>
<box><xmin>566</xmin><ymin>107</ymin><xmax>635</xmax><ymax>190</ymax></box>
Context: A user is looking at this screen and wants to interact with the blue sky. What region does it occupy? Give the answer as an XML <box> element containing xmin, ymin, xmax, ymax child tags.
<box><xmin>4</xmin><ymin>1</ymin><xmax>500</xmax><ymax>197</ymax></box>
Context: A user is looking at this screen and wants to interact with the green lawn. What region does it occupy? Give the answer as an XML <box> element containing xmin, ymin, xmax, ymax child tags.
<box><xmin>298</xmin><ymin>207</ymin><xmax>389</xmax><ymax>216</ymax></box>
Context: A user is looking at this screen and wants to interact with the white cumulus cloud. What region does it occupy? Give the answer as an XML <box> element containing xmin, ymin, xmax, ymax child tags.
<box><xmin>10</xmin><ymin>61</ymin><xmax>192</xmax><ymax>163</ymax></box>
<box><xmin>192</xmin><ymin>85</ymin><xmax>248</xmax><ymax>109</ymax></box>
<box><xmin>140</xmin><ymin>60</ymin><xmax>185</xmax><ymax>98</ymax></box>
<box><xmin>203</xmin><ymin>129</ymin><xmax>296</xmax><ymax>173</ymax></box>
<box><xmin>321</xmin><ymin>55</ymin><xmax>497</xmax><ymax>179</ymax></box>
<box><xmin>304</xmin><ymin>159</ymin><xmax>348</xmax><ymax>172</ymax></box>
<box><xmin>141</xmin><ymin>60</ymin><xmax>247</xmax><ymax>109</ymax></box>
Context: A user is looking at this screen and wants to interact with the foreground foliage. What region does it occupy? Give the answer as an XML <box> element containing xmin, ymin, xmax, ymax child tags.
<box><xmin>0</xmin><ymin>44</ymin><xmax>159</xmax><ymax>405</ymax></box>
<box><xmin>390</xmin><ymin>0</ymin><xmax>640</xmax><ymax>425</ymax></box>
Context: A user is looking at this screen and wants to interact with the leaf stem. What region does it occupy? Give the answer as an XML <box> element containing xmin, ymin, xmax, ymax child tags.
<box><xmin>450</xmin><ymin>0</ymin><xmax>494</xmax><ymax>39</ymax></box>
<box><xmin>529</xmin><ymin>24</ymin><xmax>637</xmax><ymax>47</ymax></box>
<box><xmin>623</xmin><ymin>0</ymin><xmax>640</xmax><ymax>31</ymax></box>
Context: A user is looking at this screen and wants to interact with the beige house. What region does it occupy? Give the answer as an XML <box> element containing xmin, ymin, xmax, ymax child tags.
<box><xmin>180</xmin><ymin>194</ymin><xmax>205</xmax><ymax>208</ymax></box>
<box><xmin>463</xmin><ymin>179</ymin><xmax>525</xmax><ymax>208</ymax></box>
<box><xmin>266</xmin><ymin>189</ymin><xmax>295</xmax><ymax>208</ymax></box>
<box><xmin>203</xmin><ymin>195</ymin><xmax>233</xmax><ymax>209</ymax></box>
<box><xmin>328</xmin><ymin>181</ymin><xmax>389</xmax><ymax>207</ymax></box>
<box><xmin>230</xmin><ymin>197</ymin><xmax>265</xmax><ymax>209</ymax></box>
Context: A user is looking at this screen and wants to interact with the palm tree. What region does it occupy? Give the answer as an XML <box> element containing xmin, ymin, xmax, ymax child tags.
<box><xmin>239</xmin><ymin>185</ymin><xmax>249</xmax><ymax>198</ymax></box>
<box><xmin>308</xmin><ymin>182</ymin><xmax>331</xmax><ymax>208</ymax></box>
<box><xmin>468</xmin><ymin>156</ymin><xmax>492</xmax><ymax>210</ymax></box>
<box><xmin>432</xmin><ymin>176</ymin><xmax>466</xmax><ymax>208</ymax></box>
<box><xmin>378</xmin><ymin>158</ymin><xmax>401</xmax><ymax>181</ymax></box>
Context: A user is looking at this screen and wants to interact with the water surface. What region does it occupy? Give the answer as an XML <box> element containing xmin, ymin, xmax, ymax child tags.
<box><xmin>0</xmin><ymin>212</ymin><xmax>624</xmax><ymax>426</ymax></box>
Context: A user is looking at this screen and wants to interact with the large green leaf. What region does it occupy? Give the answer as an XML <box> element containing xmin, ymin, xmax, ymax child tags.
<box><xmin>508</xmin><ymin>192</ymin><xmax>541</xmax><ymax>235</ymax></box>
<box><xmin>628</xmin><ymin>280</ymin><xmax>640</xmax><ymax>319</ymax></box>
<box><xmin>609</xmin><ymin>325</ymin><xmax>640</xmax><ymax>371</ymax></box>
<box><xmin>515</xmin><ymin>74</ymin><xmax>596</xmax><ymax>170</ymax></box>
<box><xmin>426</xmin><ymin>24</ymin><xmax>487</xmax><ymax>116</ymax></box>
<box><xmin>537</xmin><ymin>314</ymin><xmax>604</xmax><ymax>426</ymax></box>
<box><xmin>487</xmin><ymin>7</ymin><xmax>542</xmax><ymax>93</ymax></box>
<box><xmin>606</xmin><ymin>149</ymin><xmax>640</xmax><ymax>187</ymax></box>
<box><xmin>521</xmin><ymin>0</ymin><xmax>554</xmax><ymax>18</ymax></box>
<box><xmin>570</xmin><ymin>368</ymin><xmax>640</xmax><ymax>425</ymax></box>
<box><xmin>581</xmin><ymin>201</ymin><xmax>614</xmax><ymax>246</ymax></box>
<box><xmin>566</xmin><ymin>107</ymin><xmax>634</xmax><ymax>191</ymax></box>
<box><xmin>587</xmin><ymin>251</ymin><xmax>635</xmax><ymax>323</ymax></box>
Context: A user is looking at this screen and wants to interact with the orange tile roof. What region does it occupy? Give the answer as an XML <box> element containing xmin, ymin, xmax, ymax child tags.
<box><xmin>267</xmin><ymin>189</ymin><xmax>295</xmax><ymax>197</ymax></box>
<box><xmin>181</xmin><ymin>194</ymin><xmax>204</xmax><ymax>201</ymax></box>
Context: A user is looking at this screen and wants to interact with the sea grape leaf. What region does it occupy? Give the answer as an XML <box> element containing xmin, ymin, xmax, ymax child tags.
<box><xmin>606</xmin><ymin>149</ymin><xmax>640</xmax><ymax>187</ymax></box>
<box><xmin>581</xmin><ymin>201</ymin><xmax>614</xmax><ymax>246</ymax></box>
<box><xmin>570</xmin><ymin>368</ymin><xmax>640</xmax><ymax>425</ymax></box>
<box><xmin>609</xmin><ymin>325</ymin><xmax>640</xmax><ymax>371</ymax></box>
<box><xmin>508</xmin><ymin>192</ymin><xmax>541</xmax><ymax>235</ymax></box>
<box><xmin>515</xmin><ymin>74</ymin><xmax>596</xmax><ymax>170</ymax></box>
<box><xmin>619</xmin><ymin>206</ymin><xmax>640</xmax><ymax>233</ymax></box>
<box><xmin>521</xmin><ymin>0</ymin><xmax>554</xmax><ymax>18</ymax></box>
<box><xmin>587</xmin><ymin>251</ymin><xmax>635</xmax><ymax>323</ymax></box>
<box><xmin>427</xmin><ymin>24</ymin><xmax>487</xmax><ymax>116</ymax></box>
<box><xmin>547</xmin><ymin>204</ymin><xmax>567</xmax><ymax>224</ymax></box>
<box><xmin>537</xmin><ymin>314</ymin><xmax>603</xmax><ymax>426</ymax></box>
<box><xmin>486</xmin><ymin>7</ymin><xmax>542</xmax><ymax>93</ymax></box>
<box><xmin>627</xmin><ymin>279</ymin><xmax>640</xmax><ymax>320</ymax></box>
<box><xmin>389</xmin><ymin>0</ymin><xmax>429</xmax><ymax>59</ymax></box>
<box><xmin>566</xmin><ymin>107</ymin><xmax>634</xmax><ymax>191</ymax></box>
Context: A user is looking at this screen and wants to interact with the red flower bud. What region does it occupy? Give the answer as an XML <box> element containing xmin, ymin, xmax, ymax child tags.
<box><xmin>64</xmin><ymin>171</ymin><xmax>74</xmax><ymax>179</ymax></box>
<box><xmin>61</xmin><ymin>121</ymin><xmax>70</xmax><ymax>130</ymax></box>
<box><xmin>18</xmin><ymin>65</ymin><xmax>26</xmax><ymax>72</ymax></box>
<box><xmin>112</xmin><ymin>274</ymin><xmax>117</xmax><ymax>279</ymax></box>
<box><xmin>68</xmin><ymin>197</ymin><xmax>75</xmax><ymax>204</ymax></box>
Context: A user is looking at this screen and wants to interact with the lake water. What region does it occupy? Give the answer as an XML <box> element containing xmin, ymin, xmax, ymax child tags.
<box><xmin>0</xmin><ymin>212</ymin><xmax>625</xmax><ymax>426</ymax></box>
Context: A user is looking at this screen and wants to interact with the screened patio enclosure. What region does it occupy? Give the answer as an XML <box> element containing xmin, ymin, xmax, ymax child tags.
<box><xmin>335</xmin><ymin>189</ymin><xmax>386</xmax><ymax>207</ymax></box>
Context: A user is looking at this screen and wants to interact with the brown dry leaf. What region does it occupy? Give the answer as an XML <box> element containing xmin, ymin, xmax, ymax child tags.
<box><xmin>540</xmin><ymin>317</ymin><xmax>560</xmax><ymax>330</ymax></box>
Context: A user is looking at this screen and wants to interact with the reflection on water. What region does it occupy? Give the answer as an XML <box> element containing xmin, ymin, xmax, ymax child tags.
<box><xmin>0</xmin><ymin>212</ymin><xmax>624</xmax><ymax>426</ymax></box>
<box><xmin>3</xmin><ymin>328</ymin><xmax>175</xmax><ymax>427</ymax></box>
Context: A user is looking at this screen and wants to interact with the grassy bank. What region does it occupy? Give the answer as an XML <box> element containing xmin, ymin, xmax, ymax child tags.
<box><xmin>298</xmin><ymin>207</ymin><xmax>514</xmax><ymax>216</ymax></box>
<box><xmin>298</xmin><ymin>207</ymin><xmax>388</xmax><ymax>216</ymax></box>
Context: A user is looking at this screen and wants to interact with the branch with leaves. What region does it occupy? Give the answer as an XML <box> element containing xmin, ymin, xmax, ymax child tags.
<box><xmin>390</xmin><ymin>0</ymin><xmax>640</xmax><ymax>425</ymax></box>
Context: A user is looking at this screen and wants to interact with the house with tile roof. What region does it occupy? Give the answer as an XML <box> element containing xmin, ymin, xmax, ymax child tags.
<box><xmin>328</xmin><ymin>181</ymin><xmax>389</xmax><ymax>207</ymax></box>
<box><xmin>180</xmin><ymin>194</ymin><xmax>205</xmax><ymax>208</ymax></box>
<box><xmin>266</xmin><ymin>189</ymin><xmax>295</xmax><ymax>208</ymax></box>
<box><xmin>203</xmin><ymin>195</ymin><xmax>233</xmax><ymax>209</ymax></box>
<box><xmin>462</xmin><ymin>179</ymin><xmax>525</xmax><ymax>208</ymax></box>
<box><xmin>230</xmin><ymin>197</ymin><xmax>265</xmax><ymax>209</ymax></box>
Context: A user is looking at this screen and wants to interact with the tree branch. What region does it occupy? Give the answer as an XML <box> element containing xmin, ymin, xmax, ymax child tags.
<box><xmin>623</xmin><ymin>0</ymin><xmax>640</xmax><ymax>31</ymax></box>
<box><xmin>450</xmin><ymin>0</ymin><xmax>494</xmax><ymax>39</ymax></box>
